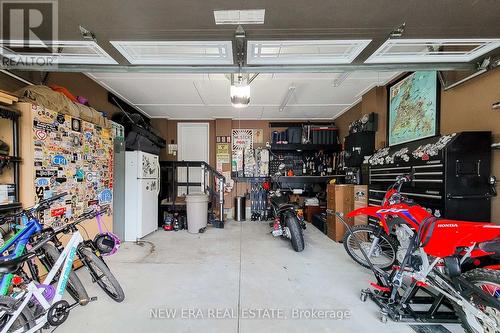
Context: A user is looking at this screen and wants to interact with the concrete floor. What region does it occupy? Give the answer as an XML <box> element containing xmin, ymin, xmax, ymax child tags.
<box><xmin>59</xmin><ymin>221</ymin><xmax>464</xmax><ymax>333</ymax></box>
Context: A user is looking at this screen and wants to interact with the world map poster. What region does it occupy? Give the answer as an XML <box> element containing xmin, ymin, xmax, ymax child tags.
<box><xmin>388</xmin><ymin>71</ymin><xmax>438</xmax><ymax>146</ymax></box>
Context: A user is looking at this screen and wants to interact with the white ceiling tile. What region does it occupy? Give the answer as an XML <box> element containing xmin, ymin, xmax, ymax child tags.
<box><xmin>99</xmin><ymin>78</ymin><xmax>202</xmax><ymax>104</ymax></box>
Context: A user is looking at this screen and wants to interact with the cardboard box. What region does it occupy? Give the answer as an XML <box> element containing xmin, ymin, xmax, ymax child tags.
<box><xmin>330</xmin><ymin>184</ymin><xmax>354</xmax><ymax>242</ymax></box>
<box><xmin>353</xmin><ymin>185</ymin><xmax>368</xmax><ymax>226</ymax></box>
<box><xmin>326</xmin><ymin>184</ymin><xmax>335</xmax><ymax>209</ymax></box>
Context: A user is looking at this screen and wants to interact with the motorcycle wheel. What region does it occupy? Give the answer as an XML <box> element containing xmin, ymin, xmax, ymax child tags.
<box><xmin>343</xmin><ymin>224</ymin><xmax>398</xmax><ymax>270</ymax></box>
<box><xmin>284</xmin><ymin>212</ymin><xmax>304</xmax><ymax>252</ymax></box>
<box><xmin>454</xmin><ymin>268</ymin><xmax>500</xmax><ymax>333</ymax></box>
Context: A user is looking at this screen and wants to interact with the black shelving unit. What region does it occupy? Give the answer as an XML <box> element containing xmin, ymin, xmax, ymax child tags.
<box><xmin>0</xmin><ymin>105</ymin><xmax>22</xmax><ymax>213</ymax></box>
<box><xmin>270</xmin><ymin>143</ymin><xmax>341</xmax><ymax>152</ymax></box>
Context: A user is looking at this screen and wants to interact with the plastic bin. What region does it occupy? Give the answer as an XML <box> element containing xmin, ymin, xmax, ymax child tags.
<box><xmin>185</xmin><ymin>193</ymin><xmax>209</xmax><ymax>233</ymax></box>
<box><xmin>287</xmin><ymin>127</ymin><xmax>302</xmax><ymax>143</ymax></box>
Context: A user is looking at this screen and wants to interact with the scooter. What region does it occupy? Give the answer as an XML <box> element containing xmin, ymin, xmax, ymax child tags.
<box><xmin>267</xmin><ymin>165</ymin><xmax>306</xmax><ymax>252</ymax></box>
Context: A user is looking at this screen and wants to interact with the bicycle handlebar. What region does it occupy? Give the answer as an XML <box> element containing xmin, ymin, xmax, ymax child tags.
<box><xmin>0</xmin><ymin>192</ymin><xmax>68</xmax><ymax>225</ymax></box>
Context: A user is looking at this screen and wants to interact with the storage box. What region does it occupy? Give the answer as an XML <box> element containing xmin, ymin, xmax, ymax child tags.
<box><xmin>326</xmin><ymin>183</ymin><xmax>335</xmax><ymax>209</ymax></box>
<box><xmin>311</xmin><ymin>126</ymin><xmax>338</xmax><ymax>145</ymax></box>
<box><xmin>329</xmin><ymin>184</ymin><xmax>354</xmax><ymax>242</ymax></box>
<box><xmin>0</xmin><ymin>184</ymin><xmax>15</xmax><ymax>204</ymax></box>
<box><xmin>286</xmin><ymin>127</ymin><xmax>302</xmax><ymax>144</ymax></box>
<box><xmin>353</xmin><ymin>185</ymin><xmax>368</xmax><ymax>226</ymax></box>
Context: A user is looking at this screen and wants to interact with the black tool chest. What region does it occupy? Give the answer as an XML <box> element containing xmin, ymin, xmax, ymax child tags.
<box><xmin>367</xmin><ymin>131</ymin><xmax>492</xmax><ymax>224</ymax></box>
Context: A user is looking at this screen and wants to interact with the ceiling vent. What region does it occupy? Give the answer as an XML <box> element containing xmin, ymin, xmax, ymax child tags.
<box><xmin>214</xmin><ymin>9</ymin><xmax>265</xmax><ymax>25</ymax></box>
<box><xmin>365</xmin><ymin>39</ymin><xmax>500</xmax><ymax>63</ymax></box>
<box><xmin>111</xmin><ymin>41</ymin><xmax>233</xmax><ymax>65</ymax></box>
<box><xmin>247</xmin><ymin>40</ymin><xmax>371</xmax><ymax>65</ymax></box>
<box><xmin>0</xmin><ymin>40</ymin><xmax>117</xmax><ymax>64</ymax></box>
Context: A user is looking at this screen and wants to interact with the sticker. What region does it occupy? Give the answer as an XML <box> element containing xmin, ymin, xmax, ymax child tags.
<box><xmin>55</xmin><ymin>177</ymin><xmax>67</xmax><ymax>184</ymax></box>
<box><xmin>85</xmin><ymin>172</ymin><xmax>95</xmax><ymax>182</ymax></box>
<box><xmin>34</xmin><ymin>120</ymin><xmax>58</xmax><ymax>132</ymax></box>
<box><xmin>52</xmin><ymin>155</ymin><xmax>68</xmax><ymax>166</ymax></box>
<box><xmin>35</xmin><ymin>170</ymin><xmax>58</xmax><ymax>178</ymax></box>
<box><xmin>75</xmin><ymin>169</ymin><xmax>85</xmax><ymax>181</ymax></box>
<box><xmin>99</xmin><ymin>189</ymin><xmax>113</xmax><ymax>203</ymax></box>
<box><xmin>87</xmin><ymin>199</ymin><xmax>99</xmax><ymax>206</ymax></box>
<box><xmin>35</xmin><ymin>178</ymin><xmax>50</xmax><ymax>187</ymax></box>
<box><xmin>35</xmin><ymin>129</ymin><xmax>48</xmax><ymax>140</ymax></box>
<box><xmin>56</xmin><ymin>114</ymin><xmax>65</xmax><ymax>124</ymax></box>
<box><xmin>71</xmin><ymin>118</ymin><xmax>81</xmax><ymax>132</ymax></box>
<box><xmin>51</xmin><ymin>207</ymin><xmax>66</xmax><ymax>217</ymax></box>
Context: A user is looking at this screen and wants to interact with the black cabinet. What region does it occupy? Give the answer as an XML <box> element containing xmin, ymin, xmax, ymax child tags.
<box><xmin>368</xmin><ymin>132</ymin><xmax>492</xmax><ymax>222</ymax></box>
<box><xmin>344</xmin><ymin>131</ymin><xmax>375</xmax><ymax>167</ymax></box>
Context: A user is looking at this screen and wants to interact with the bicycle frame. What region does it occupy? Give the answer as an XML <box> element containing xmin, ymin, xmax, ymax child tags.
<box><xmin>0</xmin><ymin>216</ymin><xmax>42</xmax><ymax>295</ymax></box>
<box><xmin>0</xmin><ymin>230</ymin><xmax>84</xmax><ymax>333</ymax></box>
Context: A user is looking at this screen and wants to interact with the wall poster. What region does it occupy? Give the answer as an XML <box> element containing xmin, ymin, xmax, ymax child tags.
<box><xmin>231</xmin><ymin>129</ymin><xmax>253</xmax><ymax>151</ymax></box>
<box><xmin>31</xmin><ymin>104</ymin><xmax>114</xmax><ymax>227</ymax></box>
<box><xmin>388</xmin><ymin>71</ymin><xmax>439</xmax><ymax>146</ymax></box>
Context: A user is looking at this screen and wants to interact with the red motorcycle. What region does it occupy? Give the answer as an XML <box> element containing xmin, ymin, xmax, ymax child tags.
<box><xmin>339</xmin><ymin>175</ymin><xmax>499</xmax><ymax>333</ymax></box>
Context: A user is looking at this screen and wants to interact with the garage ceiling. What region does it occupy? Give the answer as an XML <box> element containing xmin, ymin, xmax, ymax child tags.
<box><xmin>87</xmin><ymin>71</ymin><xmax>399</xmax><ymax>119</ymax></box>
<box><xmin>49</xmin><ymin>0</ymin><xmax>500</xmax><ymax>65</ymax></box>
<box><xmin>6</xmin><ymin>0</ymin><xmax>500</xmax><ymax>119</ymax></box>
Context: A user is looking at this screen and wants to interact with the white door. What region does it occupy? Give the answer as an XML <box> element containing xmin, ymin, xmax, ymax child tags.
<box><xmin>177</xmin><ymin>123</ymin><xmax>209</xmax><ymax>195</ymax></box>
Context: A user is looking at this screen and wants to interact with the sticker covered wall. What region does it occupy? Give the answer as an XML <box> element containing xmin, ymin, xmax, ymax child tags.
<box><xmin>31</xmin><ymin>104</ymin><xmax>114</xmax><ymax>227</ymax></box>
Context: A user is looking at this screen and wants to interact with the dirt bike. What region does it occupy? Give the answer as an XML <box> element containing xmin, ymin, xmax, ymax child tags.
<box><xmin>338</xmin><ymin>175</ymin><xmax>500</xmax><ymax>333</ymax></box>
<box><xmin>267</xmin><ymin>165</ymin><xmax>306</xmax><ymax>252</ymax></box>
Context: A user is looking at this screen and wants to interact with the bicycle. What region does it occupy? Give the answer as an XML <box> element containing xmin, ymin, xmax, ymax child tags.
<box><xmin>0</xmin><ymin>222</ymin><xmax>95</xmax><ymax>332</ymax></box>
<box><xmin>40</xmin><ymin>205</ymin><xmax>125</xmax><ymax>303</ymax></box>
<box><xmin>0</xmin><ymin>193</ymin><xmax>88</xmax><ymax>303</ymax></box>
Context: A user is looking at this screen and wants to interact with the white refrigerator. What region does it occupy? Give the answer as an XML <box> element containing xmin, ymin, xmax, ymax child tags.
<box><xmin>124</xmin><ymin>151</ymin><xmax>160</xmax><ymax>241</ymax></box>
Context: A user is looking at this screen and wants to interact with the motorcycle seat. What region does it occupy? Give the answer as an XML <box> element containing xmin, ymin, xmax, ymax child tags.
<box><xmin>277</xmin><ymin>203</ymin><xmax>298</xmax><ymax>210</ymax></box>
<box><xmin>479</xmin><ymin>239</ymin><xmax>500</xmax><ymax>254</ymax></box>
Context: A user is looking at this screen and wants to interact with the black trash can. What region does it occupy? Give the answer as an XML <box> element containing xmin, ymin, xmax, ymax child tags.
<box><xmin>234</xmin><ymin>196</ymin><xmax>246</xmax><ymax>221</ymax></box>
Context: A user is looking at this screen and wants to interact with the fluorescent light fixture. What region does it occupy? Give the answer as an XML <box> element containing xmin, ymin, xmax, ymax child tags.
<box><xmin>214</xmin><ymin>9</ymin><xmax>265</xmax><ymax>25</ymax></box>
<box><xmin>279</xmin><ymin>85</ymin><xmax>296</xmax><ymax>112</ymax></box>
<box><xmin>111</xmin><ymin>41</ymin><xmax>233</xmax><ymax>65</ymax></box>
<box><xmin>0</xmin><ymin>40</ymin><xmax>117</xmax><ymax>64</ymax></box>
<box><xmin>247</xmin><ymin>39</ymin><xmax>371</xmax><ymax>65</ymax></box>
<box><xmin>365</xmin><ymin>38</ymin><xmax>500</xmax><ymax>63</ymax></box>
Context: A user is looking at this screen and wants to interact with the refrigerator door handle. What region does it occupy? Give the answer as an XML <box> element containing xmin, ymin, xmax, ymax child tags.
<box><xmin>156</xmin><ymin>158</ymin><xmax>161</xmax><ymax>196</ymax></box>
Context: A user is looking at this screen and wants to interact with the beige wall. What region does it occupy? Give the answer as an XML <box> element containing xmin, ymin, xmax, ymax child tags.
<box><xmin>335</xmin><ymin>68</ymin><xmax>500</xmax><ymax>222</ymax></box>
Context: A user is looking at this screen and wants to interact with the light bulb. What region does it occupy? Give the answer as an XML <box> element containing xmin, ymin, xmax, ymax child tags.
<box><xmin>230</xmin><ymin>83</ymin><xmax>250</xmax><ymax>108</ymax></box>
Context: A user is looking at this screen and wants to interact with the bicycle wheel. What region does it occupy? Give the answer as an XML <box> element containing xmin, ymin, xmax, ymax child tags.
<box><xmin>343</xmin><ymin>224</ymin><xmax>398</xmax><ymax>270</ymax></box>
<box><xmin>79</xmin><ymin>248</ymin><xmax>125</xmax><ymax>302</ymax></box>
<box><xmin>40</xmin><ymin>243</ymin><xmax>89</xmax><ymax>304</ymax></box>
<box><xmin>0</xmin><ymin>295</ymin><xmax>35</xmax><ymax>332</ymax></box>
